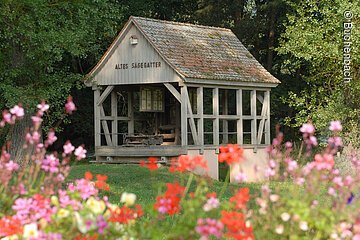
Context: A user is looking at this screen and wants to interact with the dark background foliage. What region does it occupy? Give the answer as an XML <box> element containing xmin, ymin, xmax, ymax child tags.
<box><xmin>1</xmin><ymin>0</ymin><xmax>358</xmax><ymax>152</ymax></box>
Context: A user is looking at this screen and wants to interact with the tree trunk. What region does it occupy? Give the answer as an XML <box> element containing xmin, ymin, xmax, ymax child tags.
<box><xmin>8</xmin><ymin>113</ymin><xmax>38</xmax><ymax>166</ymax></box>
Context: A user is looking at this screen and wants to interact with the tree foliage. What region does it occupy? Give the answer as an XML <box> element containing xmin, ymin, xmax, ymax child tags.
<box><xmin>278</xmin><ymin>0</ymin><xmax>360</xmax><ymax>144</ymax></box>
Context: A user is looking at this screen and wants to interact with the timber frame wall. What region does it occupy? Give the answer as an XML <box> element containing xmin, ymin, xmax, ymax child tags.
<box><xmin>93</xmin><ymin>83</ymin><xmax>271</xmax><ymax>153</ymax></box>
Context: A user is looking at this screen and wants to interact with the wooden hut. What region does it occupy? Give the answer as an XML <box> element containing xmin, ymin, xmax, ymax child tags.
<box><xmin>85</xmin><ymin>16</ymin><xmax>280</xmax><ymax>181</ymax></box>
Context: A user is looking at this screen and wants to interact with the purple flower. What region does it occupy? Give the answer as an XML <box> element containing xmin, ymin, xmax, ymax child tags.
<box><xmin>96</xmin><ymin>215</ymin><xmax>108</xmax><ymax>234</ymax></box>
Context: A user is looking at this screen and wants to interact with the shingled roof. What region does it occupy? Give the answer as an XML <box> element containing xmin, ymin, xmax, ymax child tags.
<box><xmin>87</xmin><ymin>16</ymin><xmax>280</xmax><ymax>85</ymax></box>
<box><xmin>132</xmin><ymin>17</ymin><xmax>279</xmax><ymax>84</ymax></box>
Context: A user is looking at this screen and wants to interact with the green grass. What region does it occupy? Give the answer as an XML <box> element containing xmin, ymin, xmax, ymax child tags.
<box><xmin>68</xmin><ymin>163</ymin><xmax>293</xmax><ymax>209</ymax></box>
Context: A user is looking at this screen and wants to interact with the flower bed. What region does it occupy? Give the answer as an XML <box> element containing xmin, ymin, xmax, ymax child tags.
<box><xmin>1</xmin><ymin>100</ymin><xmax>360</xmax><ymax>239</ymax></box>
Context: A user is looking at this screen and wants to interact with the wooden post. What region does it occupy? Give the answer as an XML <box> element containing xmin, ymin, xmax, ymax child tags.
<box><xmin>222</xmin><ymin>90</ymin><xmax>228</xmax><ymax>143</ymax></box>
<box><xmin>251</xmin><ymin>90</ymin><xmax>257</xmax><ymax>146</ymax></box>
<box><xmin>257</xmin><ymin>92</ymin><xmax>268</xmax><ymax>144</ymax></box>
<box><xmin>197</xmin><ymin>87</ymin><xmax>204</xmax><ymax>151</ymax></box>
<box><xmin>236</xmin><ymin>89</ymin><xmax>243</xmax><ymax>145</ymax></box>
<box><xmin>94</xmin><ymin>88</ymin><xmax>101</xmax><ymax>147</ymax></box>
<box><xmin>265</xmin><ymin>91</ymin><xmax>271</xmax><ymax>144</ymax></box>
<box><xmin>111</xmin><ymin>90</ymin><xmax>118</xmax><ymax>146</ymax></box>
<box><xmin>128</xmin><ymin>91</ymin><xmax>134</xmax><ymax>135</ymax></box>
<box><xmin>181</xmin><ymin>86</ymin><xmax>188</xmax><ymax>146</ymax></box>
<box><xmin>100</xmin><ymin>106</ymin><xmax>113</xmax><ymax>146</ymax></box>
<box><xmin>213</xmin><ymin>88</ymin><xmax>219</xmax><ymax>146</ymax></box>
<box><xmin>184</xmin><ymin>86</ymin><xmax>199</xmax><ymax>145</ymax></box>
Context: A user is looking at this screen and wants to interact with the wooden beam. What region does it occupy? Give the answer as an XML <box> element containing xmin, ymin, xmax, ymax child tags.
<box><xmin>128</xmin><ymin>92</ymin><xmax>134</xmax><ymax>135</ymax></box>
<box><xmin>100</xmin><ymin>106</ymin><xmax>113</xmax><ymax>146</ymax></box>
<box><xmin>257</xmin><ymin>92</ymin><xmax>268</xmax><ymax>144</ymax></box>
<box><xmin>222</xmin><ymin>89</ymin><xmax>228</xmax><ymax>144</ymax></box>
<box><xmin>197</xmin><ymin>87</ymin><xmax>204</xmax><ymax>146</ymax></box>
<box><xmin>236</xmin><ymin>89</ymin><xmax>243</xmax><ymax>145</ymax></box>
<box><xmin>97</xmin><ymin>86</ymin><xmax>114</xmax><ymax>106</ymax></box>
<box><xmin>265</xmin><ymin>91</ymin><xmax>271</xmax><ymax>144</ymax></box>
<box><xmin>111</xmin><ymin>91</ymin><xmax>118</xmax><ymax>146</ymax></box>
<box><xmin>181</xmin><ymin>87</ymin><xmax>188</xmax><ymax>146</ymax></box>
<box><xmin>213</xmin><ymin>88</ymin><xmax>219</xmax><ymax>146</ymax></box>
<box><xmin>256</xmin><ymin>94</ymin><xmax>264</xmax><ymax>104</ymax></box>
<box><xmin>184</xmin><ymin>86</ymin><xmax>199</xmax><ymax>145</ymax></box>
<box><xmin>251</xmin><ymin>90</ymin><xmax>257</xmax><ymax>145</ymax></box>
<box><xmin>94</xmin><ymin>89</ymin><xmax>101</xmax><ymax>147</ymax></box>
<box><xmin>164</xmin><ymin>83</ymin><xmax>181</xmax><ymax>103</ymax></box>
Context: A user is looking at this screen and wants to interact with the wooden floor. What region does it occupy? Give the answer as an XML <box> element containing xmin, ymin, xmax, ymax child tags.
<box><xmin>95</xmin><ymin>145</ymin><xmax>187</xmax><ymax>158</ymax></box>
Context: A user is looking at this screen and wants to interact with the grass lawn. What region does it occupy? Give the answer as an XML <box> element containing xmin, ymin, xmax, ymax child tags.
<box><xmin>68</xmin><ymin>163</ymin><xmax>293</xmax><ymax>208</ymax></box>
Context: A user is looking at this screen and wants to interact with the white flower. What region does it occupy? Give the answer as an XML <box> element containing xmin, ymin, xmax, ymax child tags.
<box><xmin>270</xmin><ymin>194</ymin><xmax>279</xmax><ymax>202</ymax></box>
<box><xmin>74</xmin><ymin>212</ymin><xmax>87</xmax><ymax>233</ymax></box>
<box><xmin>86</xmin><ymin>197</ymin><xmax>106</xmax><ymax>214</ymax></box>
<box><xmin>299</xmin><ymin>221</ymin><xmax>308</xmax><ymax>231</ymax></box>
<box><xmin>57</xmin><ymin>208</ymin><xmax>70</xmax><ymax>218</ymax></box>
<box><xmin>120</xmin><ymin>192</ymin><xmax>137</xmax><ymax>206</ymax></box>
<box><xmin>275</xmin><ymin>225</ymin><xmax>284</xmax><ymax>234</ymax></box>
<box><xmin>23</xmin><ymin>223</ymin><xmax>38</xmax><ymax>239</ymax></box>
<box><xmin>281</xmin><ymin>212</ymin><xmax>291</xmax><ymax>222</ymax></box>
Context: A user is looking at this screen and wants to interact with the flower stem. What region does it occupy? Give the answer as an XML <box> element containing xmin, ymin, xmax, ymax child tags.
<box><xmin>219</xmin><ymin>168</ymin><xmax>230</xmax><ymax>199</ymax></box>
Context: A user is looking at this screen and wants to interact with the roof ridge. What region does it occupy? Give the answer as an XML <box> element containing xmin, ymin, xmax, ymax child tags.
<box><xmin>131</xmin><ymin>16</ymin><xmax>232</xmax><ymax>32</ymax></box>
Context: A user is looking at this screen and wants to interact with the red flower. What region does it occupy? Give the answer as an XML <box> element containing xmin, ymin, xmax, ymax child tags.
<box><xmin>154</xmin><ymin>195</ymin><xmax>182</xmax><ymax>215</ymax></box>
<box><xmin>95</xmin><ymin>174</ymin><xmax>110</xmax><ymax>191</ymax></box>
<box><xmin>165</xmin><ymin>182</ymin><xmax>185</xmax><ymax>197</ymax></box>
<box><xmin>218</xmin><ymin>144</ymin><xmax>244</xmax><ymax>165</ymax></box>
<box><xmin>206</xmin><ymin>192</ymin><xmax>217</xmax><ymax>198</ymax></box>
<box><xmin>84</xmin><ymin>171</ymin><xmax>93</xmax><ymax>181</ymax></box>
<box><xmin>139</xmin><ymin>157</ymin><xmax>159</xmax><ymax>171</ymax></box>
<box><xmin>109</xmin><ymin>204</ymin><xmax>144</xmax><ymax>224</ymax></box>
<box><xmin>0</xmin><ymin>216</ymin><xmax>22</xmax><ymax>237</ymax></box>
<box><xmin>169</xmin><ymin>155</ymin><xmax>208</xmax><ymax>173</ymax></box>
<box><xmin>154</xmin><ymin>182</ymin><xmax>185</xmax><ymax>215</ymax></box>
<box><xmin>74</xmin><ymin>234</ymin><xmax>98</xmax><ymax>240</ymax></box>
<box><xmin>221</xmin><ymin>211</ymin><xmax>254</xmax><ymax>240</ymax></box>
<box><xmin>230</xmin><ymin>188</ymin><xmax>250</xmax><ymax>210</ymax></box>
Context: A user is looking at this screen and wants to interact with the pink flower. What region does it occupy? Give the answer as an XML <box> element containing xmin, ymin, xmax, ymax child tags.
<box><xmin>295</xmin><ymin>177</ymin><xmax>305</xmax><ymax>185</ymax></box>
<box><xmin>234</xmin><ymin>172</ymin><xmax>247</xmax><ymax>183</ymax></box>
<box><xmin>74</xmin><ymin>146</ymin><xmax>87</xmax><ymax>160</ymax></box>
<box><xmin>309</xmin><ymin>136</ymin><xmax>318</xmax><ymax>146</ymax></box>
<box><xmin>300</xmin><ymin>123</ymin><xmax>315</xmax><ymax>135</ymax></box>
<box><xmin>63</xmin><ymin>141</ymin><xmax>75</xmax><ymax>155</ymax></box>
<box><xmin>10</xmin><ymin>105</ymin><xmax>24</xmax><ymax>118</ymax></box>
<box><xmin>195</xmin><ymin>218</ymin><xmax>223</xmax><ymax>239</ymax></box>
<box><xmin>68</xmin><ymin>179</ymin><xmax>98</xmax><ymax>200</ymax></box>
<box><xmin>46</xmin><ymin>130</ymin><xmax>57</xmax><ymax>146</ymax></box>
<box><xmin>65</xmin><ymin>96</ymin><xmax>76</xmax><ymax>114</ymax></box>
<box><xmin>31</xmin><ymin>116</ymin><xmax>43</xmax><ymax>127</ymax></box>
<box><xmin>41</xmin><ymin>154</ymin><xmax>60</xmax><ymax>173</ymax></box>
<box><xmin>5</xmin><ymin>160</ymin><xmax>19</xmax><ymax>172</ymax></box>
<box><xmin>1</xmin><ymin>110</ymin><xmax>13</xmax><ymax>126</ymax></box>
<box><xmin>286</xmin><ymin>159</ymin><xmax>298</xmax><ymax>172</ymax></box>
<box><xmin>329</xmin><ymin>120</ymin><xmax>342</xmax><ymax>132</ymax></box>
<box><xmin>12</xmin><ymin>194</ymin><xmax>55</xmax><ymax>224</ymax></box>
<box><xmin>313</xmin><ymin>153</ymin><xmax>334</xmax><ymax>171</ymax></box>
<box><xmin>328</xmin><ymin>137</ymin><xmax>343</xmax><ymax>148</ymax></box>
<box><xmin>37</xmin><ymin>101</ymin><xmax>49</xmax><ymax>114</ymax></box>
<box><xmin>333</xmin><ymin>176</ymin><xmax>343</xmax><ymax>187</ymax></box>
<box><xmin>203</xmin><ymin>197</ymin><xmax>220</xmax><ymax>212</ymax></box>
<box><xmin>328</xmin><ymin>187</ymin><xmax>336</xmax><ymax>196</ymax></box>
<box><xmin>285</xmin><ymin>141</ymin><xmax>293</xmax><ymax>149</ymax></box>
